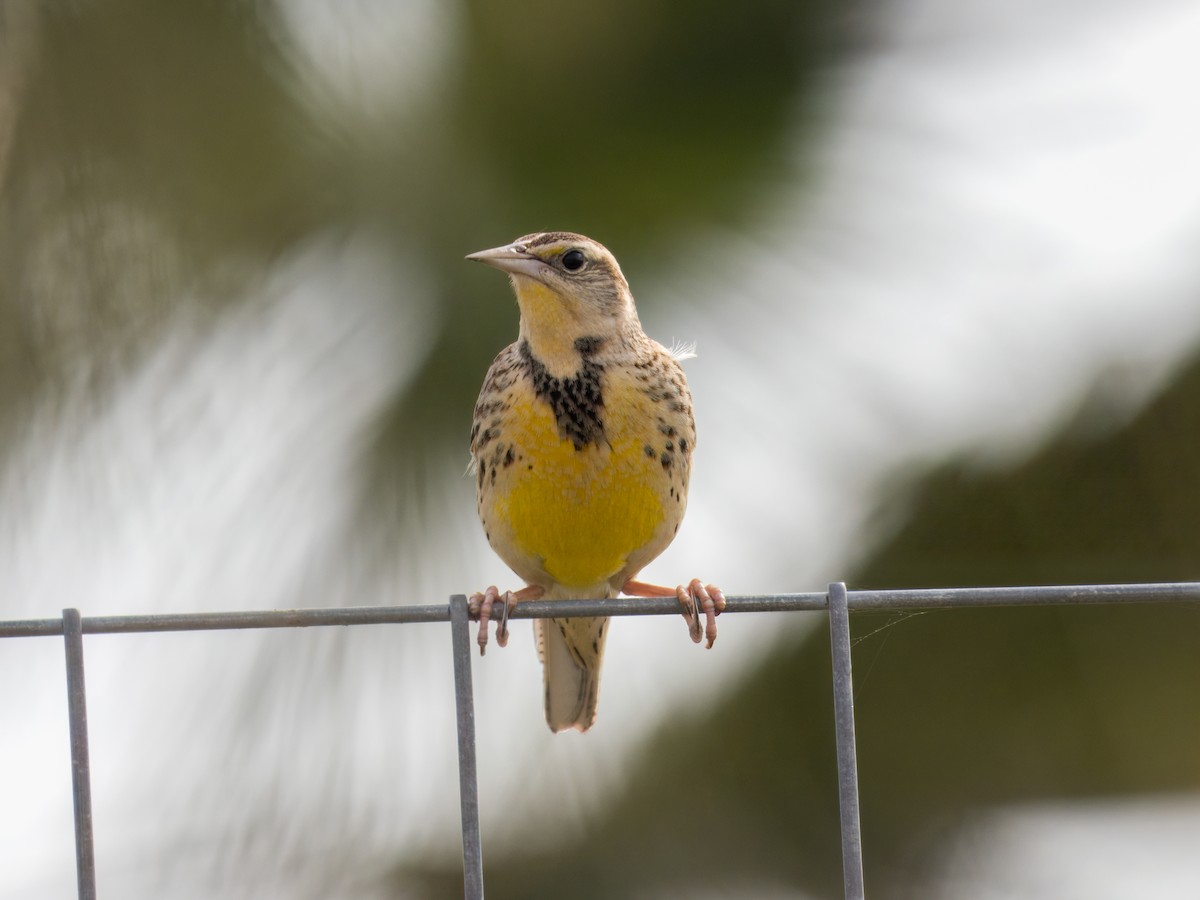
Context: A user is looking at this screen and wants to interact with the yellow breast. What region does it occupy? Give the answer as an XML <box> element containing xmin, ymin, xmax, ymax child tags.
<box><xmin>494</xmin><ymin>399</ymin><xmax>663</xmax><ymax>589</ymax></box>
<box><xmin>480</xmin><ymin>366</ymin><xmax>689</xmax><ymax>592</ymax></box>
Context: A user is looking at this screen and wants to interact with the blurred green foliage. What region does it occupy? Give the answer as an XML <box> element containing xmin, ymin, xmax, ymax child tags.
<box><xmin>3</xmin><ymin>0</ymin><xmax>850</xmax><ymax>389</ymax></box>
<box><xmin>456</xmin><ymin>0</ymin><xmax>831</xmax><ymax>238</ymax></box>
<box><xmin>0</xmin><ymin>0</ymin><xmax>858</xmax><ymax>569</ymax></box>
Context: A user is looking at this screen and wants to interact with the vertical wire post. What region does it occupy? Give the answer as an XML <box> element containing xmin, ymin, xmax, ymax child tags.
<box><xmin>62</xmin><ymin>608</ymin><xmax>98</xmax><ymax>900</ymax></box>
<box><xmin>827</xmin><ymin>582</ymin><xmax>865</xmax><ymax>899</ymax></box>
<box><xmin>449</xmin><ymin>595</ymin><xmax>484</xmax><ymax>900</ymax></box>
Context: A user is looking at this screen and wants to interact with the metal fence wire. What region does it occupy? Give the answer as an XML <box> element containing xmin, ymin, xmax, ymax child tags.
<box><xmin>3</xmin><ymin>580</ymin><xmax>1200</xmax><ymax>900</ymax></box>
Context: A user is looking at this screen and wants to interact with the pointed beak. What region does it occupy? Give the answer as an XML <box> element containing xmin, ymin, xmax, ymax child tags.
<box><xmin>465</xmin><ymin>241</ymin><xmax>545</xmax><ymax>279</ymax></box>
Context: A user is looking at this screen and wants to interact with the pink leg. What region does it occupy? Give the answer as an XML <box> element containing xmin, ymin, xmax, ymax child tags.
<box><xmin>467</xmin><ymin>586</ymin><xmax>501</xmax><ymax>656</ymax></box>
<box><xmin>622</xmin><ymin>578</ymin><xmax>727</xmax><ymax>649</ymax></box>
<box><xmin>621</xmin><ymin>579</ymin><xmax>677</xmax><ymax>598</ymax></box>
<box><xmin>468</xmin><ymin>584</ymin><xmax>544</xmax><ymax>655</ymax></box>
<box><xmin>684</xmin><ymin>579</ymin><xmax>726</xmax><ymax>649</ymax></box>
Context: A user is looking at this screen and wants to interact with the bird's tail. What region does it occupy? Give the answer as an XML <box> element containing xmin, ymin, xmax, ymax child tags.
<box><xmin>534</xmin><ymin>587</ymin><xmax>612</xmax><ymax>732</ymax></box>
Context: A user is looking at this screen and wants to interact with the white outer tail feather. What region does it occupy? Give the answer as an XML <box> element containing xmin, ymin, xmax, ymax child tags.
<box><xmin>533</xmin><ymin>586</ymin><xmax>613</xmax><ymax>732</ymax></box>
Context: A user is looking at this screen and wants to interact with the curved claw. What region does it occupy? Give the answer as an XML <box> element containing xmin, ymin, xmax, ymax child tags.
<box><xmin>697</xmin><ymin>581</ymin><xmax>726</xmax><ymax>649</ymax></box>
<box><xmin>496</xmin><ymin>590</ymin><xmax>513</xmax><ymax>648</ymax></box>
<box><xmin>676</xmin><ymin>578</ymin><xmax>726</xmax><ymax>649</ymax></box>
<box><xmin>676</xmin><ymin>583</ymin><xmax>703</xmax><ymax>644</ymax></box>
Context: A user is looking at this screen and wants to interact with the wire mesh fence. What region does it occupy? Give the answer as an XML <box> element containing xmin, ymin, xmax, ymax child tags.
<box><xmin>3</xmin><ymin>580</ymin><xmax>1199</xmax><ymax>900</ymax></box>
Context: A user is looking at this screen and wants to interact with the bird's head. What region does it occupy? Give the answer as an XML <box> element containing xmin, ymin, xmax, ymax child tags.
<box><xmin>468</xmin><ymin>232</ymin><xmax>640</xmax><ymax>371</ymax></box>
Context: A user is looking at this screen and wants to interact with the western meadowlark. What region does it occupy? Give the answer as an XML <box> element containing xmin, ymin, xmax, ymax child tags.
<box><xmin>466</xmin><ymin>231</ymin><xmax>725</xmax><ymax>733</ymax></box>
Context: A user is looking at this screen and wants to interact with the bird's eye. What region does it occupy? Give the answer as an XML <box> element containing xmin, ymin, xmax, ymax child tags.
<box><xmin>562</xmin><ymin>249</ymin><xmax>587</xmax><ymax>272</ymax></box>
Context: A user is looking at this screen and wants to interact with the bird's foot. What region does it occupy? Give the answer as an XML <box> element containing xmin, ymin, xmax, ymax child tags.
<box><xmin>678</xmin><ymin>579</ymin><xmax>726</xmax><ymax>648</ymax></box>
<box><xmin>467</xmin><ymin>584</ymin><xmax>544</xmax><ymax>655</ymax></box>
<box><xmin>622</xmin><ymin>578</ymin><xmax>727</xmax><ymax>649</ymax></box>
<box><xmin>467</xmin><ymin>586</ymin><xmax>505</xmax><ymax>655</ymax></box>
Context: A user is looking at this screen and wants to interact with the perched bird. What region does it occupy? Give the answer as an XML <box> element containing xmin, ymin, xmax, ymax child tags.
<box><xmin>466</xmin><ymin>231</ymin><xmax>725</xmax><ymax>733</ymax></box>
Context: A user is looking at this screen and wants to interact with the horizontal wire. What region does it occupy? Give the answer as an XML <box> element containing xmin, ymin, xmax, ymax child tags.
<box><xmin>2</xmin><ymin>582</ymin><xmax>1198</xmax><ymax>639</ymax></box>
